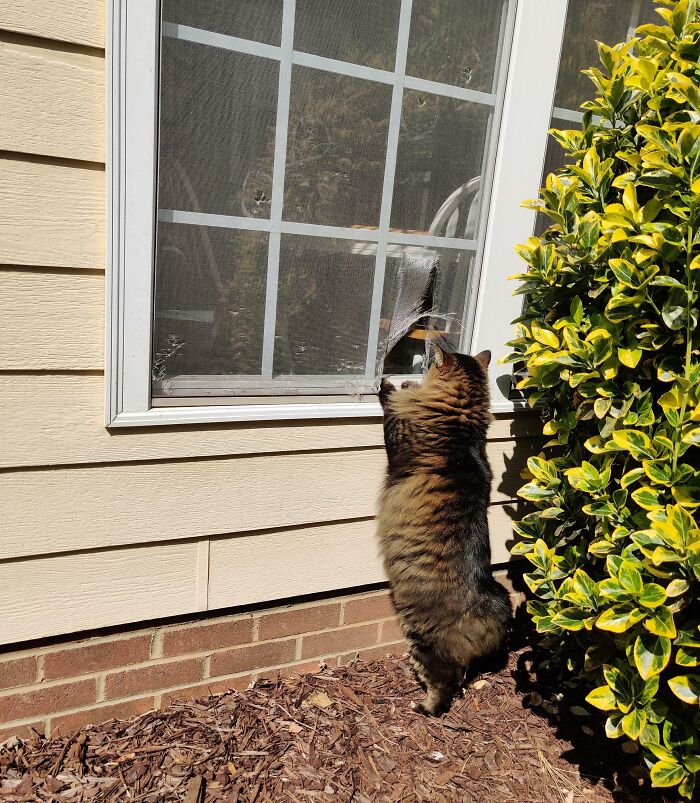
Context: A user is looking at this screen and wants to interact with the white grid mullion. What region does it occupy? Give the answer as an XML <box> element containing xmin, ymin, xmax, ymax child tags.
<box><xmin>161</xmin><ymin>19</ymin><xmax>497</xmax><ymax>108</ymax></box>
<box><xmin>282</xmin><ymin>221</ymin><xmax>380</xmax><ymax>242</ymax></box>
<box><xmin>161</xmin><ymin>22</ymin><xmax>281</xmax><ymax>60</ymax></box>
<box><xmin>628</xmin><ymin>0</ymin><xmax>643</xmax><ymax>38</ymax></box>
<box><xmin>292</xmin><ymin>50</ymin><xmax>393</xmax><ymax>84</ymax></box>
<box><xmin>387</xmin><ymin>232</ymin><xmax>476</xmax><ymax>250</ymax></box>
<box><xmin>260</xmin><ymin>0</ymin><xmax>295</xmax><ymax>380</ymax></box>
<box><xmin>157</xmin><ymin>210</ymin><xmax>478</xmax><ymax>250</ymax></box>
<box><xmin>403</xmin><ymin>76</ymin><xmax>494</xmax><ymax>106</ymax></box>
<box><xmin>551</xmin><ymin>106</ymin><xmax>585</xmax><ymax>124</ymax></box>
<box><xmin>363</xmin><ymin>0</ymin><xmax>413</xmax><ymax>378</ymax></box>
<box><xmin>159</xmin><ymin>209</ymin><xmax>272</xmax><ymax>232</ymax></box>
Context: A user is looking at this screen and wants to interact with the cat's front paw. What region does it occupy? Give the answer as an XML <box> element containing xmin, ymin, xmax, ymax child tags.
<box><xmin>378</xmin><ymin>378</ymin><xmax>396</xmax><ymax>406</ymax></box>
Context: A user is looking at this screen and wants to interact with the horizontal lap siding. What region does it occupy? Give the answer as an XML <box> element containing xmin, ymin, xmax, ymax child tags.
<box><xmin>0</xmin><ymin>6</ymin><xmax>536</xmax><ymax>646</ymax></box>
<box><xmin>0</xmin><ymin>542</ymin><xmax>199</xmax><ymax>644</ymax></box>
<box><xmin>0</xmin><ymin>158</ymin><xmax>104</xmax><ymax>268</ymax></box>
<box><xmin>0</xmin><ymin>38</ymin><xmax>104</xmax><ymax>161</ymax></box>
<box><xmin>0</xmin><ymin>271</ymin><xmax>104</xmax><ymax>369</ymax></box>
<box><xmin>0</xmin><ymin>440</ymin><xmax>536</xmax><ymax>562</ymax></box>
<box><xmin>0</xmin><ymin>1</ymin><xmax>104</xmax><ymax>48</ymax></box>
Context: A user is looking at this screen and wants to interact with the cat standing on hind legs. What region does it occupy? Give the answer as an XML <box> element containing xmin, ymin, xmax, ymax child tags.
<box><xmin>377</xmin><ymin>346</ymin><xmax>511</xmax><ymax>716</ymax></box>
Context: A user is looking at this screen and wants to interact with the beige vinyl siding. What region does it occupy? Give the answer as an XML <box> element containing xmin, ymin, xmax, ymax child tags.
<box><xmin>0</xmin><ymin>4</ymin><xmax>537</xmax><ymax>647</ymax></box>
<box><xmin>0</xmin><ymin>541</ymin><xmax>200</xmax><ymax>645</ymax></box>
<box><xmin>0</xmin><ymin>36</ymin><xmax>104</xmax><ymax>161</ymax></box>
<box><xmin>0</xmin><ymin>439</ymin><xmax>540</xmax><ymax>562</ymax></box>
<box><xmin>0</xmin><ymin>270</ymin><xmax>104</xmax><ymax>370</ymax></box>
<box><xmin>0</xmin><ymin>1</ymin><xmax>104</xmax><ymax>49</ymax></box>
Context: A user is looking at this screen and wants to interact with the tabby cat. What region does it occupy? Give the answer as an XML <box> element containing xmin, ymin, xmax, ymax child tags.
<box><xmin>377</xmin><ymin>346</ymin><xmax>511</xmax><ymax>716</ymax></box>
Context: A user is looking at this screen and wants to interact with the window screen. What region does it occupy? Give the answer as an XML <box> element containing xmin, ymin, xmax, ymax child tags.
<box><xmin>153</xmin><ymin>0</ymin><xmax>512</xmax><ymax>398</ymax></box>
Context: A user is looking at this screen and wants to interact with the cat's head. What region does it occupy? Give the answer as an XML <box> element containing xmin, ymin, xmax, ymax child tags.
<box><xmin>380</xmin><ymin>345</ymin><xmax>492</xmax><ymax>440</ymax></box>
<box><xmin>428</xmin><ymin>346</ymin><xmax>491</xmax><ymax>383</ymax></box>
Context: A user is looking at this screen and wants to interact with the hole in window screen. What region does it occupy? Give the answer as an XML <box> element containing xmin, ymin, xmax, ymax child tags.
<box><xmin>152</xmin><ymin>1</ymin><xmax>512</xmax><ymax>400</ymax></box>
<box><xmin>535</xmin><ymin>0</ymin><xmax>660</xmax><ymax>236</ymax></box>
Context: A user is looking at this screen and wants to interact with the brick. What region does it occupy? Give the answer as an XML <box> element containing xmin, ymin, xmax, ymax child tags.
<box><xmin>258</xmin><ymin>603</ymin><xmax>341</xmax><ymax>641</ymax></box>
<box><xmin>105</xmin><ymin>658</ymin><xmax>203</xmax><ymax>700</ymax></box>
<box><xmin>0</xmin><ymin>721</ymin><xmax>45</xmax><ymax>743</ymax></box>
<box><xmin>338</xmin><ymin>641</ymin><xmax>407</xmax><ymax>666</ymax></box>
<box><xmin>49</xmin><ymin>697</ymin><xmax>154</xmax><ymax>736</ymax></box>
<box><xmin>0</xmin><ymin>679</ymin><xmax>96</xmax><ymax>722</ymax></box>
<box><xmin>256</xmin><ymin>658</ymin><xmax>337</xmax><ymax>680</ymax></box>
<box><xmin>43</xmin><ymin>636</ymin><xmax>151</xmax><ymax>681</ymax></box>
<box><xmin>162</xmin><ymin>617</ymin><xmax>253</xmax><ymax>658</ymax></box>
<box><xmin>0</xmin><ymin>656</ymin><xmax>37</xmax><ymax>690</ymax></box>
<box><xmin>343</xmin><ymin>593</ymin><xmax>394</xmax><ymax>625</ymax></box>
<box><xmin>301</xmin><ymin>623</ymin><xmax>379</xmax><ymax>660</ymax></box>
<box><xmin>209</xmin><ymin>640</ymin><xmax>296</xmax><ymax>678</ymax></box>
<box><xmin>161</xmin><ymin>675</ymin><xmax>252</xmax><ymax>705</ymax></box>
<box><xmin>379</xmin><ymin>618</ymin><xmax>404</xmax><ymax>643</ymax></box>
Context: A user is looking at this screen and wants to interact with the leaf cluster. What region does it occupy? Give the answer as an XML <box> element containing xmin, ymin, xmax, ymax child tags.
<box><xmin>505</xmin><ymin>1</ymin><xmax>700</xmax><ymax>796</ymax></box>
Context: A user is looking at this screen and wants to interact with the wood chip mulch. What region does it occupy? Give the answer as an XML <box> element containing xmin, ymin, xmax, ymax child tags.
<box><xmin>0</xmin><ymin>650</ymin><xmax>667</xmax><ymax>802</ymax></box>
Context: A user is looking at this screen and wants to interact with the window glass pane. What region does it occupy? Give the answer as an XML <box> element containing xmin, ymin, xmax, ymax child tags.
<box><xmin>294</xmin><ymin>0</ymin><xmax>401</xmax><ymax>70</ymax></box>
<box><xmin>283</xmin><ymin>67</ymin><xmax>392</xmax><ymax>228</ymax></box>
<box><xmin>536</xmin><ymin>0</ymin><xmax>659</xmax><ymax>235</ymax></box>
<box><xmin>554</xmin><ymin>0</ymin><xmax>645</xmax><ymax>109</ymax></box>
<box><xmin>391</xmin><ymin>92</ymin><xmax>490</xmax><ymax>234</ymax></box>
<box><xmin>405</xmin><ymin>0</ymin><xmax>507</xmax><ymax>92</ymax></box>
<box><xmin>273</xmin><ymin>236</ymin><xmax>375</xmax><ymax>377</ymax></box>
<box><xmin>162</xmin><ymin>0</ymin><xmax>282</xmax><ymax>45</ymax></box>
<box><xmin>152</xmin><ymin>1</ymin><xmax>513</xmax><ymax>399</ymax></box>
<box><xmin>153</xmin><ymin>225</ymin><xmax>268</xmax><ymax>393</ymax></box>
<box><xmin>159</xmin><ymin>39</ymin><xmax>278</xmax><ymax>218</ymax></box>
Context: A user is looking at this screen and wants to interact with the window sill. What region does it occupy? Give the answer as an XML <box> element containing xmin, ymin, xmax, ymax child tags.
<box><xmin>107</xmin><ymin>395</ymin><xmax>531</xmax><ymax>428</ymax></box>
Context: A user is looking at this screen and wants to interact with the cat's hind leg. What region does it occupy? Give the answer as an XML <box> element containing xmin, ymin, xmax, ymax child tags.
<box><xmin>409</xmin><ymin>641</ymin><xmax>461</xmax><ymax>717</ymax></box>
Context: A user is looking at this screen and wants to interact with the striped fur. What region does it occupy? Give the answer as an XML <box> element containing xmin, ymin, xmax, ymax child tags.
<box><xmin>377</xmin><ymin>348</ymin><xmax>511</xmax><ymax>715</ymax></box>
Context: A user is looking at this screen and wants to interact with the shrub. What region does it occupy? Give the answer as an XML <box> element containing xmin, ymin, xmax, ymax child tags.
<box><xmin>504</xmin><ymin>0</ymin><xmax>700</xmax><ymax>797</ymax></box>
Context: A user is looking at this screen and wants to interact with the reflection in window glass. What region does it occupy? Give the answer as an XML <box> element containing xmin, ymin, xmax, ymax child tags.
<box><xmin>162</xmin><ymin>0</ymin><xmax>282</xmax><ymax>45</ymax></box>
<box><xmin>159</xmin><ymin>40</ymin><xmax>278</xmax><ymax>218</ymax></box>
<box><xmin>283</xmin><ymin>67</ymin><xmax>392</xmax><ymax>229</ymax></box>
<box><xmin>392</xmin><ymin>92</ymin><xmax>490</xmax><ymax>234</ymax></box>
<box><xmin>153</xmin><ymin>225</ymin><xmax>268</xmax><ymax>389</ymax></box>
<box><xmin>536</xmin><ymin>0</ymin><xmax>659</xmax><ymax>235</ymax></box>
<box><xmin>405</xmin><ymin>0</ymin><xmax>507</xmax><ymax>92</ymax></box>
<box><xmin>273</xmin><ymin>237</ymin><xmax>375</xmax><ymax>377</ymax></box>
<box><xmin>294</xmin><ymin>0</ymin><xmax>401</xmax><ymax>70</ymax></box>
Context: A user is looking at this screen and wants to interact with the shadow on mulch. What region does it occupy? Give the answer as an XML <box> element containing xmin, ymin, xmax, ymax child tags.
<box><xmin>498</xmin><ymin>608</ymin><xmax>673</xmax><ymax>803</ymax></box>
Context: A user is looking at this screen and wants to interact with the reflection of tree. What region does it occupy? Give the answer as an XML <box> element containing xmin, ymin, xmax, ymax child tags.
<box><xmin>405</xmin><ymin>0</ymin><xmax>503</xmax><ymax>92</ymax></box>
<box><xmin>205</xmin><ymin>3</ymin><xmax>501</xmax><ymax>380</ymax></box>
<box><xmin>554</xmin><ymin>0</ymin><xmax>659</xmax><ymax>110</ymax></box>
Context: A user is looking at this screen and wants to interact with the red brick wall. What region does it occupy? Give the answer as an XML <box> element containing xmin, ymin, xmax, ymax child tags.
<box><xmin>0</xmin><ymin>573</ymin><xmax>522</xmax><ymax>742</ymax></box>
<box><xmin>0</xmin><ymin>588</ymin><xmax>405</xmax><ymax>741</ymax></box>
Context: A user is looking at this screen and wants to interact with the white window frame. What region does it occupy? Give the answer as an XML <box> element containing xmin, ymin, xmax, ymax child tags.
<box><xmin>106</xmin><ymin>0</ymin><xmax>568</xmax><ymax>427</ymax></box>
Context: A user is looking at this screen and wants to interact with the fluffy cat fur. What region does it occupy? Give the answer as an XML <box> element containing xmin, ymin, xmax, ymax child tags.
<box><xmin>377</xmin><ymin>346</ymin><xmax>511</xmax><ymax>716</ymax></box>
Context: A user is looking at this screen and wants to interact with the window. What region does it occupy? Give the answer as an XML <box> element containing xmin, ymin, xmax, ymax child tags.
<box><xmin>108</xmin><ymin>0</ymin><xmax>609</xmax><ymax>426</ymax></box>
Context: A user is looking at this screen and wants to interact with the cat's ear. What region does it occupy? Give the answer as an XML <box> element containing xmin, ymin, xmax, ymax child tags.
<box><xmin>433</xmin><ymin>345</ymin><xmax>455</xmax><ymax>369</ymax></box>
<box><xmin>474</xmin><ymin>350</ymin><xmax>491</xmax><ymax>370</ymax></box>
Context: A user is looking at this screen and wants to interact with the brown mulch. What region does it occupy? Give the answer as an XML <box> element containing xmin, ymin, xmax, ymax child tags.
<box><xmin>0</xmin><ymin>650</ymin><xmax>666</xmax><ymax>803</ymax></box>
